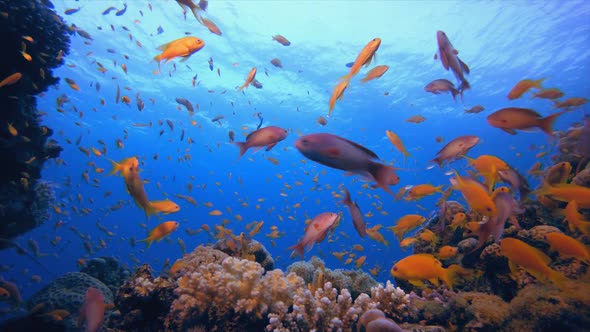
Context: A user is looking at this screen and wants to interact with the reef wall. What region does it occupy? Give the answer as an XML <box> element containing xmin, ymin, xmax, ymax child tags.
<box><xmin>0</xmin><ymin>0</ymin><xmax>68</xmax><ymax>247</ymax></box>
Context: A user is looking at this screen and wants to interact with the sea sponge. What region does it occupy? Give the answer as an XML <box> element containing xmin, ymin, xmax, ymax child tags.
<box><xmin>449</xmin><ymin>292</ymin><xmax>509</xmax><ymax>329</ymax></box>
<box><xmin>504</xmin><ymin>283</ymin><xmax>590</xmax><ymax>331</ymax></box>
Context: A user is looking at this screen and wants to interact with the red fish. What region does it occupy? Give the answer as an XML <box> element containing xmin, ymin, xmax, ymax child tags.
<box><xmin>77</xmin><ymin>287</ymin><xmax>105</xmax><ymax>332</ymax></box>
<box><xmin>430</xmin><ymin>135</ymin><xmax>480</xmax><ymax>167</ymax></box>
<box><xmin>295</xmin><ymin>133</ymin><xmax>400</xmax><ymax>195</ymax></box>
<box><xmin>424</xmin><ymin>79</ymin><xmax>460</xmax><ymax>101</ymax></box>
<box><xmin>234</xmin><ymin>126</ymin><xmax>288</xmax><ymax>158</ymax></box>
<box><xmin>436</xmin><ymin>31</ymin><xmax>470</xmax><ymax>93</ymax></box>
<box><xmin>289</xmin><ymin>212</ymin><xmax>339</xmax><ymax>258</ymax></box>
<box><xmin>341</xmin><ymin>187</ymin><xmax>367</xmax><ymax>238</ymax></box>
<box><xmin>238</xmin><ymin>67</ymin><xmax>257</xmax><ymax>91</ymax></box>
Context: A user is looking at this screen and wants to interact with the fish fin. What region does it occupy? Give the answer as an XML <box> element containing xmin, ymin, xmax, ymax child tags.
<box><xmin>288</xmin><ymin>242</ymin><xmax>305</xmax><ymax>259</ymax></box>
<box><xmin>233</xmin><ymin>142</ymin><xmax>248</xmax><ymax>158</ymax></box>
<box><xmin>501</xmin><ymin>128</ymin><xmax>518</xmax><ymax>135</ymax></box>
<box><xmin>539</xmin><ymin>110</ymin><xmax>568</xmax><ymax>136</ymax></box>
<box><xmin>107</xmin><ymin>159</ymin><xmax>121</xmax><ymax>176</ymax></box>
<box><xmin>459</xmin><ymin>58</ymin><xmax>470</xmax><ymax>74</ymax></box>
<box><xmin>439</xmin><ymin>49</ymin><xmax>450</xmax><ymax>70</ymax></box>
<box><xmin>337</xmin><ymin>136</ymin><xmax>379</xmax><ymax>159</ymax></box>
<box><xmin>156</xmin><ymin>41</ymin><xmax>173</xmax><ymax>51</ymax></box>
<box><xmin>430</xmin><ymin>157</ymin><xmax>443</xmax><ymax>168</ymax></box>
<box><xmin>265</xmin><ymin>142</ymin><xmax>278</xmax><ymax>151</ymax></box>
<box><xmin>428</xmin><ymin>277</ymin><xmax>440</xmax><ymax>286</ymax></box>
<box><xmin>533</xmin><ymin>78</ymin><xmax>546</xmax><ymax>89</ymax></box>
<box><xmin>367</xmin><ymin>162</ymin><xmax>397</xmax><ymax>196</ymax></box>
<box><xmin>408</xmin><ymin>279</ymin><xmax>425</xmax><ymax>288</ymax></box>
<box><xmin>341</xmin><ymin>187</ymin><xmax>352</xmax><ymax>206</ymax></box>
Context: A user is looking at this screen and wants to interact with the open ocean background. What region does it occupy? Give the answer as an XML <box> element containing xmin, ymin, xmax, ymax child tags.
<box><xmin>3</xmin><ymin>0</ymin><xmax>590</xmax><ymax>306</ymax></box>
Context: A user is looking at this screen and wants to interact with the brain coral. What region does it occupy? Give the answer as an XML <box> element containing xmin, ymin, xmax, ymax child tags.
<box><xmin>27</xmin><ymin>272</ymin><xmax>112</xmax><ymax>330</ymax></box>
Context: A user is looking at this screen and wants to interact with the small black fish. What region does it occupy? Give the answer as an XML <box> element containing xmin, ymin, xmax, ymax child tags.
<box><xmin>102</xmin><ymin>6</ymin><xmax>117</xmax><ymax>15</ymax></box>
<box><xmin>116</xmin><ymin>3</ymin><xmax>128</xmax><ymax>16</ymax></box>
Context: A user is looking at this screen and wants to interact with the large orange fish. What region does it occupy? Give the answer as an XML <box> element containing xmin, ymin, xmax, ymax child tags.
<box><xmin>487</xmin><ymin>107</ymin><xmax>568</xmax><ymax>136</ymax></box>
<box><xmin>153</xmin><ymin>36</ymin><xmax>205</xmax><ymax>68</ymax></box>
<box><xmin>499</xmin><ymin>237</ymin><xmax>566</xmax><ymax>287</ymax></box>
<box><xmin>391</xmin><ymin>253</ymin><xmax>463</xmax><ymax>290</ymax></box>
<box><xmin>289</xmin><ymin>212</ymin><xmax>339</xmax><ymax>258</ymax></box>
<box><xmin>341</xmin><ymin>38</ymin><xmax>381</xmax><ymax>82</ymax></box>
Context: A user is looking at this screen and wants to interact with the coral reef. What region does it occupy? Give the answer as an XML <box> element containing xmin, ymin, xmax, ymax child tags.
<box><xmin>166</xmin><ymin>256</ymin><xmax>304</xmax><ymax>331</ymax></box>
<box><xmin>26</xmin><ymin>272</ymin><xmax>113</xmax><ymax>330</ymax></box>
<box><xmin>213</xmin><ymin>237</ymin><xmax>275</xmax><ymax>271</ymax></box>
<box><xmin>107</xmin><ymin>264</ymin><xmax>175</xmax><ymax>332</ymax></box>
<box><xmin>80</xmin><ymin>256</ymin><xmax>131</xmax><ymax>296</ymax></box>
<box><xmin>287</xmin><ymin>256</ymin><xmax>379</xmax><ymax>299</ymax></box>
<box><xmin>0</xmin><ymin>0</ymin><xmax>68</xmax><ymax>245</ymax></box>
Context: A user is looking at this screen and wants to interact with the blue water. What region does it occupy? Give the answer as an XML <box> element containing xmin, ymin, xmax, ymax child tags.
<box><xmin>3</xmin><ymin>0</ymin><xmax>590</xmax><ymax>306</ymax></box>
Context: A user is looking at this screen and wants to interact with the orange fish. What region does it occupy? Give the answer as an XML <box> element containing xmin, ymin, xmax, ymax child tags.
<box><xmin>360</xmin><ymin>65</ymin><xmax>389</xmax><ymax>83</ymax></box>
<box><xmin>238</xmin><ymin>67</ymin><xmax>257</xmax><ymax>91</ymax></box>
<box><xmin>532</xmin><ymin>88</ymin><xmax>564</xmax><ymax>100</ymax></box>
<box><xmin>341</xmin><ymin>38</ymin><xmax>381</xmax><ymax>82</ymax></box>
<box><xmin>487</xmin><ymin>107</ymin><xmax>568</xmax><ymax>136</ymax></box>
<box><xmin>406</xmin><ymin>115</ymin><xmax>425</xmax><ymax>123</ymax></box>
<box><xmin>553</xmin><ymin>97</ymin><xmax>587</xmax><ymax>109</ymax></box>
<box><xmin>507</xmin><ymin>78</ymin><xmax>544</xmax><ymax>100</ymax></box>
<box><xmin>123</xmin><ymin>163</ymin><xmax>158</xmax><ymax>218</ymax></box>
<box><xmin>450</xmin><ymin>171</ymin><xmax>497</xmax><ymax>217</ymax></box>
<box><xmin>563</xmin><ymin>200</ymin><xmax>590</xmax><ymax>236</ymax></box>
<box><xmin>405</xmin><ymin>184</ymin><xmax>443</xmax><ymax>201</ymax></box>
<box><xmin>0</xmin><ymin>72</ymin><xmax>22</xmax><ymax>88</ymax></box>
<box><xmin>149</xmin><ymin>199</ymin><xmax>180</xmax><ymax>215</ymax></box>
<box><xmin>328</xmin><ymin>80</ymin><xmax>348</xmax><ymax>115</ymax></box>
<box><xmin>272</xmin><ymin>34</ymin><xmax>291</xmax><ymax>46</ymax></box>
<box><xmin>535</xmin><ymin>184</ymin><xmax>590</xmax><ymax>208</ymax></box>
<box><xmin>139</xmin><ymin>221</ymin><xmax>179</xmax><ymax>248</ymax></box>
<box><xmin>389</xmin><ymin>214</ymin><xmax>426</xmax><ymax>241</ymax></box>
<box><xmin>391</xmin><ymin>253</ymin><xmax>463</xmax><ymax>290</ymax></box>
<box><xmin>385</xmin><ymin>130</ymin><xmax>410</xmax><ymax>164</ymax></box>
<box><xmin>202</xmin><ymin>17</ymin><xmax>221</xmax><ymax>35</ymax></box>
<box><xmin>153</xmin><ymin>36</ymin><xmax>205</xmax><ymax>68</ymax></box>
<box><xmin>499</xmin><ymin>237</ymin><xmax>566</xmax><ymax>287</ymax></box>
<box><xmin>545</xmin><ymin>232</ymin><xmax>589</xmax><ymax>262</ymax></box>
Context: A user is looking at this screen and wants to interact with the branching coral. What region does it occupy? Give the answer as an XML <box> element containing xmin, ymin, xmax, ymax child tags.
<box><xmin>166</xmin><ymin>257</ymin><xmax>304</xmax><ymax>331</ymax></box>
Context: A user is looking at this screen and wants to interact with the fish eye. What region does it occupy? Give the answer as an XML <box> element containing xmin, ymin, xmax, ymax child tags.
<box><xmin>392</xmin><ymin>266</ymin><xmax>397</xmax><ymax>271</ymax></box>
<box><xmin>487</xmin><ymin>207</ymin><xmax>492</xmax><ymax>212</ymax></box>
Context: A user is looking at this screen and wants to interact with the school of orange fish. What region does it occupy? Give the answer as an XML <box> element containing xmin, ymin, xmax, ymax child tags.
<box><xmin>1</xmin><ymin>1</ymin><xmax>589</xmax><ymax>324</ymax></box>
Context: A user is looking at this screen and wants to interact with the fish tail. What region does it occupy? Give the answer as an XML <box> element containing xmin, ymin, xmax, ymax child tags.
<box><xmin>288</xmin><ymin>242</ymin><xmax>305</xmax><ymax>259</ymax></box>
<box><xmin>430</xmin><ymin>157</ymin><xmax>443</xmax><ymax>168</ymax></box>
<box><xmin>443</xmin><ymin>264</ymin><xmax>464</xmax><ymax>291</ymax></box>
<box><xmin>107</xmin><ymin>159</ymin><xmax>121</xmax><ymax>176</ymax></box>
<box><xmin>367</xmin><ymin>162</ymin><xmax>396</xmax><ymax>196</ymax></box>
<box><xmin>533</xmin><ymin>78</ymin><xmax>546</xmax><ymax>89</ymax></box>
<box><xmin>539</xmin><ymin>110</ymin><xmax>568</xmax><ymax>136</ymax></box>
<box><xmin>233</xmin><ymin>142</ymin><xmax>248</xmax><ymax>158</ymax></box>
<box><xmin>144</xmin><ymin>202</ymin><xmax>159</xmax><ymax>220</ymax></box>
<box><xmin>451</xmin><ymin>88</ymin><xmax>459</xmax><ymax>101</ymax></box>
<box><xmin>549</xmin><ymin>269</ymin><xmax>568</xmax><ymax>289</ymax></box>
<box><xmin>341</xmin><ymin>187</ymin><xmax>352</xmax><ymax>206</ymax></box>
<box><xmin>459</xmin><ymin>79</ymin><xmax>470</xmax><ymax>93</ymax></box>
